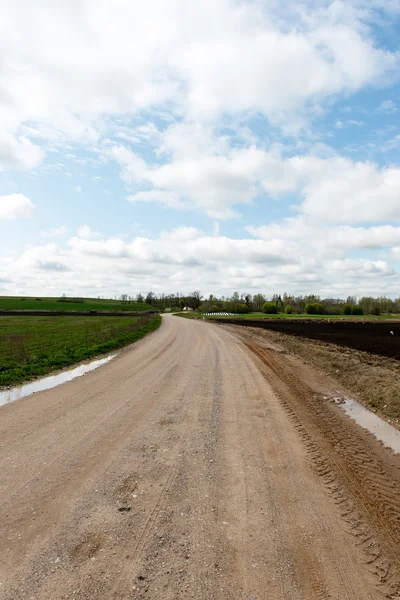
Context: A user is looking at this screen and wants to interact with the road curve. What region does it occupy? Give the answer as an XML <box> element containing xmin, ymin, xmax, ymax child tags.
<box><xmin>0</xmin><ymin>315</ymin><xmax>399</xmax><ymax>600</ymax></box>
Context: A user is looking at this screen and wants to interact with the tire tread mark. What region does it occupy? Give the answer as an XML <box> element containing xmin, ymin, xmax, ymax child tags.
<box><xmin>245</xmin><ymin>342</ymin><xmax>400</xmax><ymax>599</ymax></box>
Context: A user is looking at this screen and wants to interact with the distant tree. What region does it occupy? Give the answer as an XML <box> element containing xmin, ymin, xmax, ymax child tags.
<box><xmin>262</xmin><ymin>301</ymin><xmax>278</xmax><ymax>314</ymax></box>
<box><xmin>305</xmin><ymin>303</ymin><xmax>324</xmax><ymax>315</ymax></box>
<box><xmin>371</xmin><ymin>306</ymin><xmax>380</xmax><ymax>315</ymax></box>
<box><xmin>253</xmin><ymin>293</ymin><xmax>265</xmax><ymax>311</ymax></box>
<box><xmin>346</xmin><ymin>296</ymin><xmax>357</xmax><ymax>306</ymax></box>
<box><xmin>285</xmin><ymin>304</ymin><xmax>292</xmax><ymax>314</ymax></box>
<box><xmin>120</xmin><ymin>293</ymin><xmax>128</xmax><ymax>302</ymax></box>
<box><xmin>179</xmin><ymin>299</ymin><xmax>185</xmax><ymax>311</ymax></box>
<box><xmin>236</xmin><ymin>303</ymin><xmax>249</xmax><ymax>314</ymax></box>
<box><xmin>136</xmin><ymin>293</ymin><xmax>144</xmax><ymax>303</ymax></box>
<box><xmin>343</xmin><ymin>304</ymin><xmax>352</xmax><ymax>315</ymax></box>
<box><xmin>351</xmin><ymin>306</ymin><xmax>364</xmax><ymax>315</ymax></box>
<box><xmin>189</xmin><ymin>290</ymin><xmax>202</xmax><ymax>310</ymax></box>
<box><xmin>145</xmin><ymin>291</ymin><xmax>154</xmax><ymax>305</ymax></box>
<box><xmin>359</xmin><ymin>297</ymin><xmax>374</xmax><ymax>315</ymax></box>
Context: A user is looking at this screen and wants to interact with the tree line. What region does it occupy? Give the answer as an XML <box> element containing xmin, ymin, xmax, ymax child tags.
<box><xmin>119</xmin><ymin>291</ymin><xmax>400</xmax><ymax>316</ymax></box>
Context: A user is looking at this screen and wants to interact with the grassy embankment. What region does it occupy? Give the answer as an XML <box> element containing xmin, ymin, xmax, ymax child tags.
<box><xmin>0</xmin><ymin>296</ymin><xmax>153</xmax><ymax>312</ymax></box>
<box><xmin>176</xmin><ymin>312</ymin><xmax>400</xmax><ymax>320</ymax></box>
<box><xmin>0</xmin><ymin>314</ymin><xmax>161</xmax><ymax>387</ymax></box>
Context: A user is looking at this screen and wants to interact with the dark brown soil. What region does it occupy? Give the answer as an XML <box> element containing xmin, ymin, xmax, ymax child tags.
<box><xmin>215</xmin><ymin>319</ymin><xmax>400</xmax><ymax>359</ymax></box>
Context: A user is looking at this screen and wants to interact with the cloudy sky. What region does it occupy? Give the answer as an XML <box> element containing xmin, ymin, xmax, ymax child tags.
<box><xmin>1</xmin><ymin>0</ymin><xmax>400</xmax><ymax>299</ymax></box>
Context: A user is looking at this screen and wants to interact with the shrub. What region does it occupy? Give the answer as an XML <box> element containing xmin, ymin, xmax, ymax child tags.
<box><xmin>343</xmin><ymin>304</ymin><xmax>352</xmax><ymax>315</ymax></box>
<box><xmin>351</xmin><ymin>306</ymin><xmax>364</xmax><ymax>315</ymax></box>
<box><xmin>305</xmin><ymin>303</ymin><xmax>324</xmax><ymax>315</ymax></box>
<box><xmin>236</xmin><ymin>303</ymin><xmax>250</xmax><ymax>314</ymax></box>
<box><xmin>262</xmin><ymin>302</ymin><xmax>278</xmax><ymax>314</ymax></box>
<box><xmin>371</xmin><ymin>306</ymin><xmax>380</xmax><ymax>315</ymax></box>
<box><xmin>285</xmin><ymin>304</ymin><xmax>292</xmax><ymax>314</ymax></box>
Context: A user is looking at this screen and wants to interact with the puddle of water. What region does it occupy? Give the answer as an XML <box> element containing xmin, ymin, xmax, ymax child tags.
<box><xmin>0</xmin><ymin>354</ymin><xmax>116</xmax><ymax>407</ymax></box>
<box><xmin>334</xmin><ymin>397</ymin><xmax>400</xmax><ymax>454</ymax></box>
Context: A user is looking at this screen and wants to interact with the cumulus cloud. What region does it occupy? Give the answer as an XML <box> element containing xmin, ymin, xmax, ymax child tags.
<box><xmin>248</xmin><ymin>218</ymin><xmax>400</xmax><ymax>261</ymax></box>
<box><xmin>375</xmin><ymin>100</ymin><xmax>398</xmax><ymax>114</ymax></box>
<box><xmin>327</xmin><ymin>258</ymin><xmax>395</xmax><ymax>277</ymax></box>
<box><xmin>296</xmin><ymin>159</ymin><xmax>400</xmax><ymax>222</ymax></box>
<box><xmin>112</xmin><ymin>123</ymin><xmax>274</xmax><ymax>218</ymax></box>
<box><xmin>0</xmin><ymin>133</ymin><xmax>44</xmax><ymax>171</ymax></box>
<box><xmin>0</xmin><ymin>194</ymin><xmax>35</xmax><ymax>220</ymax></box>
<box><xmin>111</xmin><ymin>126</ymin><xmax>400</xmax><ymax>222</ymax></box>
<box><xmin>41</xmin><ymin>226</ymin><xmax>67</xmax><ymax>238</ymax></box>
<box><xmin>1</xmin><ymin>2</ymin><xmax>400</xmax><ymax>297</ymax></box>
<box><xmin>15</xmin><ymin>243</ymin><xmax>70</xmax><ymax>273</ymax></box>
<box><xmin>68</xmin><ymin>227</ymin><xmax>297</xmax><ymax>266</ymax></box>
<box><xmin>0</xmin><ymin>0</ymin><xmax>398</xmax><ymax>168</ymax></box>
<box><xmin>76</xmin><ymin>225</ymin><xmax>102</xmax><ymax>239</ymax></box>
<box><xmin>2</xmin><ymin>224</ymin><xmax>397</xmax><ymax>299</ymax></box>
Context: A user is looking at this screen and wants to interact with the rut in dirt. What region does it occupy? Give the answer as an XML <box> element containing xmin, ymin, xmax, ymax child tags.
<box><xmin>246</xmin><ymin>340</ymin><xmax>400</xmax><ymax>599</ymax></box>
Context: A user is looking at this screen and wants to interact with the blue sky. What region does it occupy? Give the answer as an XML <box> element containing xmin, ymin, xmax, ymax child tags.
<box><xmin>1</xmin><ymin>0</ymin><xmax>400</xmax><ymax>298</ymax></box>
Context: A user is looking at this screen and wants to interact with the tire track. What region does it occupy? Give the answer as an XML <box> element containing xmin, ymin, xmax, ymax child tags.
<box><xmin>245</xmin><ymin>342</ymin><xmax>400</xmax><ymax>599</ymax></box>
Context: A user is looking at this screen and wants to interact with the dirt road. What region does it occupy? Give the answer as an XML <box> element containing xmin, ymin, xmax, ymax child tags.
<box><xmin>1</xmin><ymin>315</ymin><xmax>400</xmax><ymax>600</ymax></box>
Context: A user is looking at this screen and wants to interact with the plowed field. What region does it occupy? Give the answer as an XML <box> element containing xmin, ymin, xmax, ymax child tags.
<box><xmin>214</xmin><ymin>318</ymin><xmax>400</xmax><ymax>359</ymax></box>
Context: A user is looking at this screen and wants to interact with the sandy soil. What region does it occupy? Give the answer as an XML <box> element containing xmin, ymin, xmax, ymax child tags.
<box><xmin>1</xmin><ymin>315</ymin><xmax>400</xmax><ymax>600</ymax></box>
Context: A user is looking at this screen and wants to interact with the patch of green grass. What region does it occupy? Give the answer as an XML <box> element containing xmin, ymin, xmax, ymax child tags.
<box><xmin>217</xmin><ymin>312</ymin><xmax>400</xmax><ymax>320</ymax></box>
<box><xmin>175</xmin><ymin>312</ymin><xmax>400</xmax><ymax>321</ymax></box>
<box><xmin>0</xmin><ymin>314</ymin><xmax>161</xmax><ymax>387</ymax></box>
<box><xmin>0</xmin><ymin>296</ymin><xmax>153</xmax><ymax>312</ymax></box>
<box><xmin>174</xmin><ymin>312</ymin><xmax>204</xmax><ymax>319</ymax></box>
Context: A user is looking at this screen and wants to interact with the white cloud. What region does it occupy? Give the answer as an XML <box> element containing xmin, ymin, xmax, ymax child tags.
<box><xmin>381</xmin><ymin>133</ymin><xmax>400</xmax><ymax>152</ymax></box>
<box><xmin>112</xmin><ymin>123</ymin><xmax>273</xmax><ymax>218</ymax></box>
<box><xmin>68</xmin><ymin>227</ymin><xmax>297</xmax><ymax>267</ymax></box>
<box><xmin>248</xmin><ymin>218</ymin><xmax>400</xmax><ymax>259</ymax></box>
<box><xmin>0</xmin><ymin>194</ymin><xmax>35</xmax><ymax>220</ymax></box>
<box><xmin>0</xmin><ymin>0</ymin><xmax>398</xmax><ymax>170</ymax></box>
<box><xmin>335</xmin><ymin>119</ymin><xmax>364</xmax><ymax>128</ymax></box>
<box><xmin>296</xmin><ymin>159</ymin><xmax>400</xmax><ymax>222</ymax></box>
<box><xmin>15</xmin><ymin>243</ymin><xmax>70</xmax><ymax>272</ymax></box>
<box><xmin>128</xmin><ymin>190</ymin><xmax>186</xmax><ymax>211</ymax></box>
<box><xmin>1</xmin><ymin>224</ymin><xmax>398</xmax><ymax>298</ymax></box>
<box><xmin>41</xmin><ymin>226</ymin><xmax>67</xmax><ymax>238</ymax></box>
<box><xmin>0</xmin><ymin>133</ymin><xmax>44</xmax><ymax>171</ymax></box>
<box><xmin>76</xmin><ymin>225</ymin><xmax>102</xmax><ymax>239</ymax></box>
<box><xmin>112</xmin><ymin>128</ymin><xmax>400</xmax><ymax>222</ymax></box>
<box><xmin>375</xmin><ymin>100</ymin><xmax>398</xmax><ymax>114</ymax></box>
<box><xmin>1</xmin><ymin>2</ymin><xmax>400</xmax><ymax>298</ymax></box>
<box><xmin>327</xmin><ymin>258</ymin><xmax>395</xmax><ymax>277</ymax></box>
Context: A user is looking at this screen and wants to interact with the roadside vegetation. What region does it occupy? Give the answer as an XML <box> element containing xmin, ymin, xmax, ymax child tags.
<box><xmin>0</xmin><ymin>314</ymin><xmax>161</xmax><ymax>387</ymax></box>
<box><xmin>0</xmin><ymin>296</ymin><xmax>154</xmax><ymax>312</ymax></box>
<box><xmin>176</xmin><ymin>312</ymin><xmax>399</xmax><ymax>321</ymax></box>
<box><xmin>136</xmin><ymin>290</ymin><xmax>400</xmax><ymax>318</ymax></box>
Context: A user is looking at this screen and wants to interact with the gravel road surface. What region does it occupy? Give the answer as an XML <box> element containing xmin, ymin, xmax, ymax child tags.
<box><xmin>1</xmin><ymin>315</ymin><xmax>399</xmax><ymax>600</ymax></box>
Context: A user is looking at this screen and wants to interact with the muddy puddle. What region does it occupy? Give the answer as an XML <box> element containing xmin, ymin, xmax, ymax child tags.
<box><xmin>333</xmin><ymin>396</ymin><xmax>400</xmax><ymax>454</ymax></box>
<box><xmin>0</xmin><ymin>354</ymin><xmax>116</xmax><ymax>407</ymax></box>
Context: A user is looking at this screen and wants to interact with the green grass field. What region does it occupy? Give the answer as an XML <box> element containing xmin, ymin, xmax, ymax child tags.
<box><xmin>176</xmin><ymin>312</ymin><xmax>400</xmax><ymax>321</ymax></box>
<box><xmin>0</xmin><ymin>296</ymin><xmax>153</xmax><ymax>312</ymax></box>
<box><xmin>0</xmin><ymin>314</ymin><xmax>161</xmax><ymax>387</ymax></box>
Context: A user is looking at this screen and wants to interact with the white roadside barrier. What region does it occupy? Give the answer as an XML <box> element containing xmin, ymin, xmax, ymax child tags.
<box><xmin>203</xmin><ymin>312</ymin><xmax>236</xmax><ymax>316</ymax></box>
